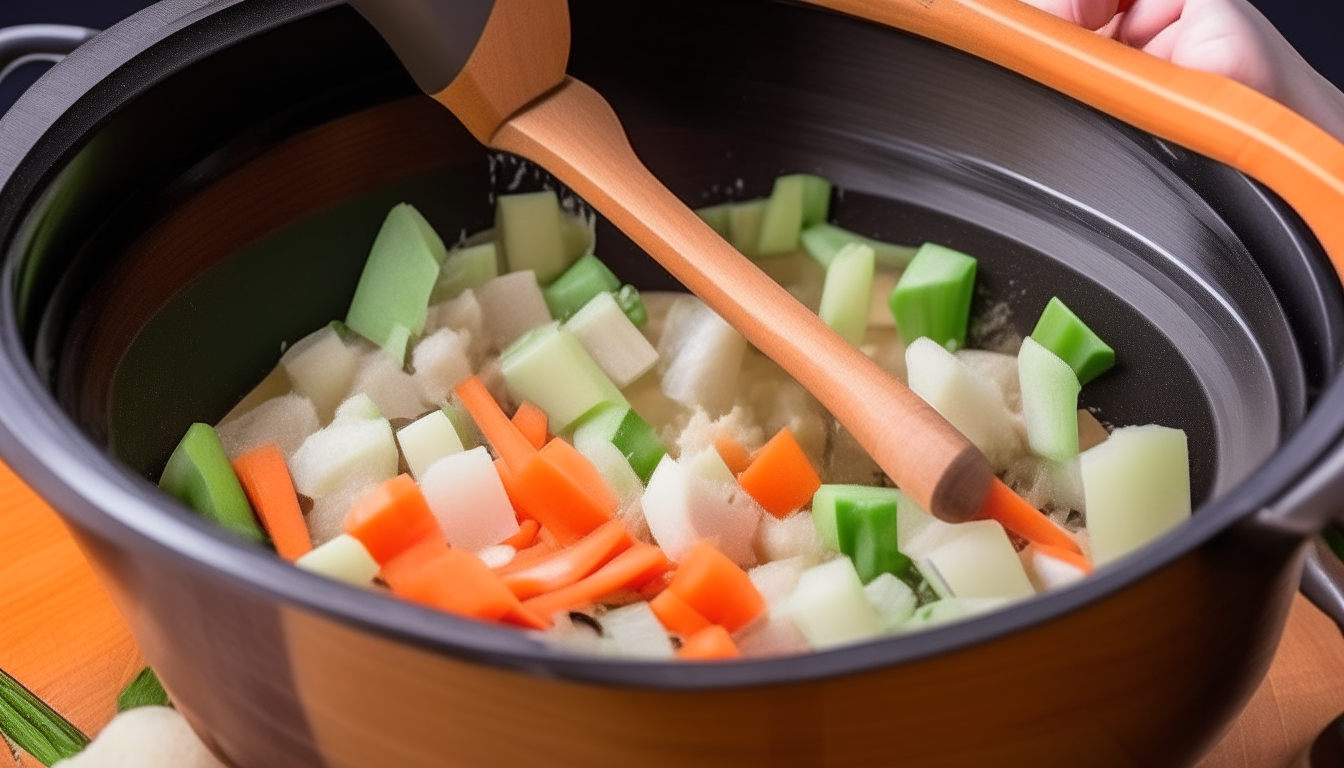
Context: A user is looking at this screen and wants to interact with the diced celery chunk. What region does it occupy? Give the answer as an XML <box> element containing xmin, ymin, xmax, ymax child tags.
<box><xmin>811</xmin><ymin>484</ymin><xmax>911</xmax><ymax>584</ymax></box>
<box><xmin>727</xmin><ymin>199</ymin><xmax>768</xmax><ymax>256</ymax></box>
<box><xmin>800</xmin><ymin>174</ymin><xmax>833</xmax><ymax>228</ymax></box>
<box><xmin>818</xmin><ymin>243</ymin><xmax>876</xmax><ymax>346</ymax></box>
<box><xmin>918</xmin><ymin>521</ymin><xmax>1036</xmax><ymax>600</ymax></box>
<box><xmin>159</xmin><ymin>423</ymin><xmax>266</xmax><ymax>544</ymax></box>
<box><xmin>561</xmin><ymin>212</ymin><xmax>595</xmax><ymax>261</ymax></box>
<box><xmin>500</xmin><ymin>322</ymin><xmax>628</xmax><ymax>431</ymax></box>
<box><xmin>1030</xmin><ymin>297</ymin><xmax>1115</xmax><ymax>385</ymax></box>
<box><xmin>889</xmin><ymin>243</ymin><xmax>977</xmax><ymax>351</ymax></box>
<box><xmin>757</xmin><ymin>175</ymin><xmax>807</xmax><ymax>256</ymax></box>
<box><xmin>695</xmin><ymin>204</ymin><xmax>732</xmax><ymax>238</ymax></box>
<box><xmin>563</xmin><ymin>291</ymin><xmax>659</xmax><ymax>388</ymax></box>
<box><xmin>496</xmin><ymin>191</ymin><xmax>571</xmax><ymax>283</ymax></box>
<box><xmin>1081</xmin><ymin>425</ymin><xmax>1190</xmax><ymax>566</ymax></box>
<box><xmin>543</xmin><ymin>254</ymin><xmax>621</xmax><ymax>321</ymax></box>
<box><xmin>801</xmin><ymin>223</ymin><xmax>917</xmax><ymax>270</ymax></box>
<box><xmin>345</xmin><ymin>203</ymin><xmax>446</xmax><ymax>364</ymax></box>
<box><xmin>431</xmin><ymin>242</ymin><xmax>498</xmax><ymax>303</ymax></box>
<box><xmin>614</xmin><ymin>284</ymin><xmax>648</xmax><ymax>328</ymax></box>
<box><xmin>863</xmin><ymin>572</ymin><xmax>917</xmax><ymax>631</ymax></box>
<box><xmin>296</xmin><ymin>534</ymin><xmax>380</xmax><ymax>585</ymax></box>
<box><xmin>1018</xmin><ymin>337</ymin><xmax>1082</xmax><ymax>462</ymax></box>
<box><xmin>395</xmin><ymin>410</ymin><xmax>464</xmax><ymax>481</ymax></box>
<box><xmin>571</xmin><ymin>402</ymin><xmax>666</xmax><ymax>484</ymax></box>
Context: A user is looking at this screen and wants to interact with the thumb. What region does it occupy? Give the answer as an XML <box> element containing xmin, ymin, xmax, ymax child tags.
<box><xmin>1019</xmin><ymin>0</ymin><xmax>1123</xmax><ymax>31</ymax></box>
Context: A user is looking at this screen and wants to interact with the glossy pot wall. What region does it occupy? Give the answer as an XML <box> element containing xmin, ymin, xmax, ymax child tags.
<box><xmin>1</xmin><ymin>1</ymin><xmax>1344</xmax><ymax>766</ymax></box>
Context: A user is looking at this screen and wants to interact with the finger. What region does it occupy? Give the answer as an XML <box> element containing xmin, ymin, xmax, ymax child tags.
<box><xmin>1018</xmin><ymin>0</ymin><xmax>1121</xmax><ymax>31</ymax></box>
<box><xmin>1115</xmin><ymin>0</ymin><xmax>1185</xmax><ymax>48</ymax></box>
<box><xmin>1139</xmin><ymin>16</ymin><xmax>1184</xmax><ymax>60</ymax></box>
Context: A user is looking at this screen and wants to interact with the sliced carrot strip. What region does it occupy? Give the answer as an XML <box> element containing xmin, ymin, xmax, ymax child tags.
<box><xmin>737</xmin><ymin>428</ymin><xmax>821</xmax><ymax>518</ymax></box>
<box><xmin>714</xmin><ymin>434</ymin><xmax>753</xmax><ymax>476</ymax></box>
<box><xmin>508</xmin><ymin>445</ymin><xmax>615</xmax><ymax>545</ymax></box>
<box><xmin>380</xmin><ymin>538</ymin><xmax>451</xmax><ymax>586</ymax></box>
<box><xmin>666</xmin><ymin>541</ymin><xmax>766</xmax><ymax>633</ymax></box>
<box><xmin>539</xmin><ymin>438</ymin><xmax>620</xmax><ymax>516</ymax></box>
<box><xmin>649</xmin><ymin>588</ymin><xmax>712</xmax><ymax>637</ymax></box>
<box><xmin>975</xmin><ymin>478</ymin><xmax>1083</xmax><ymax>556</ymax></box>
<box><xmin>678</xmin><ymin>625</ymin><xmax>740</xmax><ymax>660</ymax></box>
<box><xmin>521</xmin><ymin>544</ymin><xmax>669</xmax><ymax>620</ymax></box>
<box><xmin>343</xmin><ymin>475</ymin><xmax>444</xmax><ymax>564</ymax></box>
<box><xmin>455</xmin><ymin>376</ymin><xmax>535</xmax><ymax>471</ymax></box>
<box><xmin>502</xmin><ymin>519</ymin><xmax>540</xmax><ymax>550</ymax></box>
<box><xmin>231</xmin><ymin>443</ymin><xmax>311</xmax><ymax>561</ymax></box>
<box><xmin>512</xmin><ymin>401</ymin><xmax>549</xmax><ymax>451</ymax></box>
<box><xmin>500</xmin><ymin>520</ymin><xmax>633</xmax><ymax>600</ymax></box>
<box><xmin>1033</xmin><ymin>542</ymin><xmax>1094</xmax><ymax>574</ymax></box>
<box><xmin>385</xmin><ymin>545</ymin><xmax>540</xmax><ymax>625</ymax></box>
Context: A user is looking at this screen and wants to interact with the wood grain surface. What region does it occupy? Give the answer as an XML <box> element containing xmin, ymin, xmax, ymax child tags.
<box><xmin>0</xmin><ymin>453</ymin><xmax>1339</xmax><ymax>767</ymax></box>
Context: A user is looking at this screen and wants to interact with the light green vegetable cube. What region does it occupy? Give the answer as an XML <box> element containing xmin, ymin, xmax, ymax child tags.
<box><xmin>1081</xmin><ymin>425</ymin><xmax>1191</xmax><ymax>566</ymax></box>
<box><xmin>889</xmin><ymin>243</ymin><xmax>977</xmax><ymax>350</ymax></box>
<box><xmin>159</xmin><ymin>423</ymin><xmax>266</xmax><ymax>544</ymax></box>
<box><xmin>1018</xmin><ymin>336</ymin><xmax>1082</xmax><ymax>462</ymax></box>
<box><xmin>818</xmin><ymin>243</ymin><xmax>876</xmax><ymax>346</ymax></box>
<box><xmin>496</xmin><ymin>191</ymin><xmax>571</xmax><ymax>283</ymax></box>
<box><xmin>296</xmin><ymin>534</ymin><xmax>380</xmax><ymax>585</ymax></box>
<box><xmin>344</xmin><ymin>203</ymin><xmax>447</xmax><ymax>364</ymax></box>
<box><xmin>1030</xmin><ymin>297</ymin><xmax>1115</xmax><ymax>385</ymax></box>
<box><xmin>500</xmin><ymin>322</ymin><xmax>628</xmax><ymax>431</ymax></box>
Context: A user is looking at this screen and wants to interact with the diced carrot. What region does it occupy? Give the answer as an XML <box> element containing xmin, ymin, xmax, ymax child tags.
<box><xmin>231</xmin><ymin>443</ymin><xmax>311</xmax><ymax>561</ymax></box>
<box><xmin>512</xmin><ymin>401</ymin><xmax>549</xmax><ymax>451</ymax></box>
<box><xmin>649</xmin><ymin>589</ymin><xmax>712</xmax><ymax>637</ymax></box>
<box><xmin>539</xmin><ymin>438</ymin><xmax>620</xmax><ymax>516</ymax></box>
<box><xmin>975</xmin><ymin>478</ymin><xmax>1083</xmax><ymax>556</ymax></box>
<box><xmin>380</xmin><ymin>538</ymin><xmax>451</xmax><ymax>586</ymax></box>
<box><xmin>507</xmin><ymin>443</ymin><xmax>616</xmax><ymax>545</ymax></box>
<box><xmin>737</xmin><ymin>428</ymin><xmax>821</xmax><ymax>518</ymax></box>
<box><xmin>714</xmin><ymin>434</ymin><xmax>753</xmax><ymax>476</ymax></box>
<box><xmin>455</xmin><ymin>376</ymin><xmax>535</xmax><ymax>471</ymax></box>
<box><xmin>666</xmin><ymin>542</ymin><xmax>765</xmax><ymax>632</ymax></box>
<box><xmin>502</xmin><ymin>519</ymin><xmax>540</xmax><ymax>550</ymax></box>
<box><xmin>385</xmin><ymin>545</ymin><xmax>541</xmax><ymax>626</ymax></box>
<box><xmin>500</xmin><ymin>520</ymin><xmax>634</xmax><ymax>599</ymax></box>
<box><xmin>678</xmin><ymin>625</ymin><xmax>740</xmax><ymax>660</ymax></box>
<box><xmin>1033</xmin><ymin>542</ymin><xmax>1095</xmax><ymax>574</ymax></box>
<box><xmin>343</xmin><ymin>475</ymin><xmax>444</xmax><ymax>564</ymax></box>
<box><xmin>521</xmin><ymin>544</ymin><xmax>669</xmax><ymax>620</ymax></box>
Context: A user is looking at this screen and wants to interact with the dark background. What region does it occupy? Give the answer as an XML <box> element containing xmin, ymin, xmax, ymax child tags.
<box><xmin>1</xmin><ymin>0</ymin><xmax>1341</xmax><ymax>112</ymax></box>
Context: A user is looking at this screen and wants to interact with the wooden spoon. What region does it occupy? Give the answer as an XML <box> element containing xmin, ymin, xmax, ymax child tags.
<box><xmin>346</xmin><ymin>0</ymin><xmax>995</xmax><ymax>525</ymax></box>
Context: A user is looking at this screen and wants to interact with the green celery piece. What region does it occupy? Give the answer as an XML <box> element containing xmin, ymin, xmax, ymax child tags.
<box><xmin>344</xmin><ymin>203</ymin><xmax>446</xmax><ymax>364</ymax></box>
<box><xmin>159</xmin><ymin>423</ymin><xmax>267</xmax><ymax>544</ymax></box>
<box><xmin>1019</xmin><ymin>337</ymin><xmax>1082</xmax><ymax>462</ymax></box>
<box><xmin>561</xmin><ymin>213</ymin><xmax>595</xmax><ymax>262</ymax></box>
<box><xmin>888</xmin><ymin>243</ymin><xmax>977</xmax><ymax>351</ymax></box>
<box><xmin>117</xmin><ymin>668</ymin><xmax>170</xmax><ymax>712</ymax></box>
<box><xmin>1030</xmin><ymin>297</ymin><xmax>1115</xmax><ymax>385</ymax></box>
<box><xmin>799</xmin><ymin>174</ymin><xmax>833</xmax><ymax>228</ymax></box>
<box><xmin>572</xmin><ymin>403</ymin><xmax>667</xmax><ymax>484</ymax></box>
<box><xmin>801</xmin><ymin>223</ymin><xmax>918</xmax><ymax>270</ymax></box>
<box><xmin>0</xmin><ymin>667</ymin><xmax>89</xmax><ymax>766</ymax></box>
<box><xmin>757</xmin><ymin>175</ymin><xmax>807</xmax><ymax>256</ymax></box>
<box><xmin>441</xmin><ymin>401</ymin><xmax>481</xmax><ymax>451</ymax></box>
<box><xmin>431</xmin><ymin>242</ymin><xmax>498</xmax><ymax>303</ymax></box>
<box><xmin>543</xmin><ymin>254</ymin><xmax>621</xmax><ymax>321</ymax></box>
<box><xmin>501</xmin><ymin>323</ymin><xmax>628</xmax><ymax>431</ymax></box>
<box><xmin>695</xmin><ymin>204</ymin><xmax>732</xmax><ymax>238</ymax></box>
<box><xmin>613</xmin><ymin>284</ymin><xmax>648</xmax><ymax>328</ymax></box>
<box><xmin>727</xmin><ymin>199</ymin><xmax>767</xmax><ymax>257</ymax></box>
<box><xmin>496</xmin><ymin>191</ymin><xmax>571</xmax><ymax>283</ymax></box>
<box><xmin>327</xmin><ymin>319</ymin><xmax>358</xmax><ymax>345</ymax></box>
<box><xmin>812</xmin><ymin>485</ymin><xmax>911</xmax><ymax>584</ymax></box>
<box><xmin>818</xmin><ymin>243</ymin><xmax>875</xmax><ymax>346</ymax></box>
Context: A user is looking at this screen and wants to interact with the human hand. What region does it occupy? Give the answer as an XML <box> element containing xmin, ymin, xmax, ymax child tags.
<box><xmin>1021</xmin><ymin>0</ymin><xmax>1344</xmax><ymax>142</ymax></box>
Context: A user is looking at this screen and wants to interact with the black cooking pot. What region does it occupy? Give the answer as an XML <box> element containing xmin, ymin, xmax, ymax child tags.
<box><xmin>3</xmin><ymin>1</ymin><xmax>1344</xmax><ymax>766</ymax></box>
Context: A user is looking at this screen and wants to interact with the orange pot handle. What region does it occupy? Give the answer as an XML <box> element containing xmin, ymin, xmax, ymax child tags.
<box><xmin>809</xmin><ymin>0</ymin><xmax>1344</xmax><ymax>278</ymax></box>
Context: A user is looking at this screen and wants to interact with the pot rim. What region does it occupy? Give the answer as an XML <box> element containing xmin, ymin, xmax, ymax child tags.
<box><xmin>0</xmin><ymin>0</ymin><xmax>1341</xmax><ymax>690</ymax></box>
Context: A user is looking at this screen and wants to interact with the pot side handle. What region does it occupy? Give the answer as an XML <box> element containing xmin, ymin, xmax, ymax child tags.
<box><xmin>0</xmin><ymin>25</ymin><xmax>99</xmax><ymax>86</ymax></box>
<box><xmin>805</xmin><ymin>0</ymin><xmax>1344</xmax><ymax>295</ymax></box>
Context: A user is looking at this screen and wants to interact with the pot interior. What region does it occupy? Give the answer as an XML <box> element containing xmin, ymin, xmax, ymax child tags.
<box><xmin>6</xmin><ymin>0</ymin><xmax>1342</xmax><ymax>619</ymax></box>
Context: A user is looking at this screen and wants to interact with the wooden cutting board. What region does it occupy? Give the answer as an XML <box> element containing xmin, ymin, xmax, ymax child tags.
<box><xmin>1</xmin><ymin>459</ymin><xmax>1341</xmax><ymax>768</ymax></box>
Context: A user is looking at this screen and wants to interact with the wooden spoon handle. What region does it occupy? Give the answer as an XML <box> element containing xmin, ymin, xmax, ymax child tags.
<box><xmin>488</xmin><ymin>77</ymin><xmax>993</xmax><ymax>522</ymax></box>
<box><xmin>809</xmin><ymin>0</ymin><xmax>1344</xmax><ymax>275</ymax></box>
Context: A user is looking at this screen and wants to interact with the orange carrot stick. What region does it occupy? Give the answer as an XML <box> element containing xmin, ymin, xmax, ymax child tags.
<box><xmin>678</xmin><ymin>625</ymin><xmax>740</xmax><ymax>660</ymax></box>
<box><xmin>343</xmin><ymin>474</ymin><xmax>444</xmax><ymax>564</ymax></box>
<box><xmin>231</xmin><ymin>443</ymin><xmax>311</xmax><ymax>561</ymax></box>
<box><xmin>1033</xmin><ymin>542</ymin><xmax>1094</xmax><ymax>574</ymax></box>
<box><xmin>539</xmin><ymin>438</ymin><xmax>620</xmax><ymax>516</ymax></box>
<box><xmin>502</xmin><ymin>519</ymin><xmax>540</xmax><ymax>550</ymax></box>
<box><xmin>666</xmin><ymin>542</ymin><xmax>766</xmax><ymax>632</ymax></box>
<box><xmin>386</xmin><ymin>545</ymin><xmax>537</xmax><ymax>625</ymax></box>
<box><xmin>500</xmin><ymin>520</ymin><xmax>634</xmax><ymax>599</ymax></box>
<box><xmin>714</xmin><ymin>434</ymin><xmax>753</xmax><ymax>476</ymax></box>
<box><xmin>512</xmin><ymin>401</ymin><xmax>549</xmax><ymax>451</ymax></box>
<box><xmin>508</xmin><ymin>444</ymin><xmax>616</xmax><ymax>544</ymax></box>
<box><xmin>737</xmin><ymin>428</ymin><xmax>821</xmax><ymax>518</ymax></box>
<box><xmin>975</xmin><ymin>478</ymin><xmax>1083</xmax><ymax>556</ymax></box>
<box><xmin>455</xmin><ymin>376</ymin><xmax>535</xmax><ymax>471</ymax></box>
<box><xmin>521</xmin><ymin>544</ymin><xmax>669</xmax><ymax>620</ymax></box>
<box><xmin>649</xmin><ymin>589</ymin><xmax>712</xmax><ymax>637</ymax></box>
